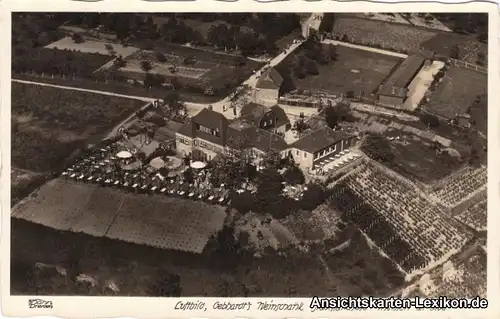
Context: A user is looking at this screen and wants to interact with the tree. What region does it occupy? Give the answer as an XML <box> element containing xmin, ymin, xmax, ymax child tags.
<box><xmin>283</xmin><ymin>163</ymin><xmax>305</xmax><ymax>185</ymax></box>
<box><xmin>71</xmin><ymin>33</ymin><xmax>84</xmax><ymax>43</ymax></box>
<box><xmin>148</xmin><ymin>269</ymin><xmax>181</xmax><ymax>297</ymax></box>
<box><xmin>420</xmin><ymin>113</ymin><xmax>440</xmax><ymax>128</ymax></box>
<box><xmin>476</xmin><ymin>52</ymin><xmax>486</xmax><ymax>66</ymax></box>
<box><xmin>155</xmin><ymin>52</ymin><xmax>167</xmax><ymax>62</ymax></box>
<box><xmin>292</xmin><ymin>119</ymin><xmax>309</xmax><ymax>135</ymax></box>
<box><xmin>255</xmin><ymin>166</ymin><xmax>286</xmax><ymax>216</ymax></box>
<box><xmin>140</xmin><ymin>60</ymin><xmax>153</xmax><ymax>72</ymax></box>
<box><xmin>450</xmin><ymin>44</ymin><xmax>460</xmax><ymax>59</ymax></box>
<box><xmin>183</xmin><ymin>167</ymin><xmax>194</xmax><ymax>183</ymax></box>
<box><xmin>361</xmin><ymin>134</ymin><xmax>394</xmax><ymax>163</ymax></box>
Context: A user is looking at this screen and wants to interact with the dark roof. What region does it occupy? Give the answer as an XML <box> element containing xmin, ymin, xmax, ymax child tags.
<box><xmin>228</xmin><ymin>124</ymin><xmax>288</xmax><ymax>152</ymax></box>
<box><xmin>176</xmin><ymin>108</ymin><xmax>229</xmax><ymax>146</ymax></box>
<box><xmin>291</xmin><ymin>127</ymin><xmax>353</xmax><ymax>154</ymax></box>
<box><xmin>256</xmin><ymin>67</ymin><xmax>283</xmax><ymax>90</ymax></box>
<box><xmin>239</xmin><ymin>103</ymin><xmax>290</xmax><ymax>127</ymax></box>
<box><xmin>270</xmin><ymin>105</ymin><xmax>290</xmax><ymax>125</ymax></box>
<box><xmin>378</xmin><ymin>55</ymin><xmax>425</xmax><ymax>97</ymax></box>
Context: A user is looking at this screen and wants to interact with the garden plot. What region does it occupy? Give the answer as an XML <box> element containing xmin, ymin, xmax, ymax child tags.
<box><xmin>455</xmin><ymin>200</ymin><xmax>487</xmax><ymax>231</ymax></box>
<box><xmin>12</xmin><ymin>178</ymin><xmax>227</xmax><ymax>254</ymax></box>
<box><xmin>45</xmin><ymin>37</ymin><xmax>139</xmax><ymax>58</ymax></box>
<box><xmin>120</xmin><ymin>51</ymin><xmax>215</xmax><ymax>79</ymax></box>
<box><xmin>430</xmin><ymin>167</ymin><xmax>487</xmax><ymax>208</ymax></box>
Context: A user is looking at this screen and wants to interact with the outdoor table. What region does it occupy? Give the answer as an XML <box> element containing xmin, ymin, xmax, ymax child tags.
<box><xmin>178</xmin><ymin>191</ymin><xmax>185</xmax><ymax>196</ymax></box>
<box><xmin>123</xmin><ymin>182</ymin><xmax>129</xmax><ymax>187</ymax></box>
<box><xmin>110</xmin><ymin>157</ymin><xmax>116</xmax><ymax>160</ymax></box>
<box><xmin>198</xmin><ymin>194</ymin><xmax>203</xmax><ymax>199</ymax></box>
<box><xmin>70</xmin><ymin>173</ymin><xmax>76</xmax><ymax>178</ymax></box>
<box><xmin>208</xmin><ymin>195</ymin><xmax>214</xmax><ymax>201</ymax></box>
<box><xmin>96</xmin><ymin>177</ymin><xmax>102</xmax><ymax>182</ymax></box>
<box><xmin>87</xmin><ymin>176</ymin><xmax>93</xmax><ymax>181</ymax></box>
<box><xmin>160</xmin><ymin>188</ymin><xmax>167</xmax><ymax>193</ymax></box>
<box><xmin>105</xmin><ymin>179</ymin><xmax>111</xmax><ymax>184</ymax></box>
<box><xmin>218</xmin><ymin>197</ymin><xmax>224</xmax><ymax>203</ymax></box>
<box><xmin>67</xmin><ymin>168</ymin><xmax>74</xmax><ymax>171</ymax></box>
<box><xmin>132</xmin><ymin>183</ymin><xmax>138</xmax><ymax>188</ymax></box>
<box><xmin>151</xmin><ymin>186</ymin><xmax>158</xmax><ymax>191</ymax></box>
<box><xmin>100</xmin><ymin>149</ymin><xmax>106</xmax><ymax>152</ymax></box>
<box><xmin>62</xmin><ymin>172</ymin><xmax>68</xmax><ymax>176</ymax></box>
<box><xmin>141</xmin><ymin>185</ymin><xmax>147</xmax><ymax>190</ymax></box>
<box><xmin>78</xmin><ymin>174</ymin><xmax>85</xmax><ymax>180</ymax></box>
<box><xmin>94</xmin><ymin>165</ymin><xmax>100</xmax><ymax>169</ymax></box>
<box><xmin>169</xmin><ymin>189</ymin><xmax>175</xmax><ymax>194</ymax></box>
<box><xmin>188</xmin><ymin>192</ymin><xmax>194</xmax><ymax>197</ymax></box>
<box><xmin>104</xmin><ymin>160</ymin><xmax>110</xmax><ymax>163</ymax></box>
<box><xmin>114</xmin><ymin>180</ymin><xmax>120</xmax><ymax>185</ymax></box>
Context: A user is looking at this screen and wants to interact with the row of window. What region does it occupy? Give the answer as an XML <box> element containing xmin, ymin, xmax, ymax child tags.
<box><xmin>195</xmin><ymin>123</ymin><xmax>220</xmax><ymax>137</ymax></box>
<box><xmin>314</xmin><ymin>144</ymin><xmax>338</xmax><ymax>159</ymax></box>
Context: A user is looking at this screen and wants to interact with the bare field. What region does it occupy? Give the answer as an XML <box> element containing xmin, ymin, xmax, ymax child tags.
<box><xmin>45</xmin><ymin>37</ymin><xmax>139</xmax><ymax>58</ymax></box>
<box><xmin>12</xmin><ymin>178</ymin><xmax>227</xmax><ymax>253</ymax></box>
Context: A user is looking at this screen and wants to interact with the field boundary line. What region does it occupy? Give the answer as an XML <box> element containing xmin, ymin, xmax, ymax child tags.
<box><xmin>104</xmin><ymin>192</ymin><xmax>126</xmax><ymax>237</ymax></box>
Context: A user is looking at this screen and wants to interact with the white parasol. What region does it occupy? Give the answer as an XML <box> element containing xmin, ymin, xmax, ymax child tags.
<box><xmin>190</xmin><ymin>161</ymin><xmax>207</xmax><ymax>169</ymax></box>
<box><xmin>116</xmin><ymin>151</ymin><xmax>132</xmax><ymax>159</ymax></box>
<box><xmin>149</xmin><ymin>157</ymin><xmax>165</xmax><ymax>169</ymax></box>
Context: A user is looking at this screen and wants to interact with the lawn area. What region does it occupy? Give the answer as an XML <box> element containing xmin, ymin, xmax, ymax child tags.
<box><xmin>425</xmin><ymin>66</ymin><xmax>487</xmax><ymax>119</ymax></box>
<box><xmin>11</xmin><ymin>218</ymin><xmax>405</xmax><ymax>296</ymax></box>
<box><xmin>11</xmin><ymin>83</ymin><xmax>145</xmax><ymax>172</ymax></box>
<box><xmin>279</xmin><ymin>45</ymin><xmax>402</xmax><ymax>97</ymax></box>
<box><xmin>421</xmin><ymin>33</ymin><xmax>487</xmax><ymax>65</ymax></box>
<box><xmin>389</xmin><ymin>138</ymin><xmax>463</xmax><ymax>184</ymax></box>
<box><xmin>332</xmin><ymin>15</ymin><xmax>437</xmax><ymax>53</ymax></box>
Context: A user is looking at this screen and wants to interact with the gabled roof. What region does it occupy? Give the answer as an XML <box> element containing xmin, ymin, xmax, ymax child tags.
<box><xmin>239</xmin><ymin>103</ymin><xmax>290</xmax><ymax>127</ymax></box>
<box><xmin>176</xmin><ymin>108</ymin><xmax>229</xmax><ymax>146</ymax></box>
<box><xmin>228</xmin><ymin>124</ymin><xmax>288</xmax><ymax>152</ymax></box>
<box><xmin>378</xmin><ymin>55</ymin><xmax>425</xmax><ymax>97</ymax></box>
<box><xmin>256</xmin><ymin>67</ymin><xmax>284</xmax><ymax>90</ymax></box>
<box><xmin>291</xmin><ymin>127</ymin><xmax>353</xmax><ymax>154</ymax></box>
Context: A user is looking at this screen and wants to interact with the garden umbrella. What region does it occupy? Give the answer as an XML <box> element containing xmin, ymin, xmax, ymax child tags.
<box><xmin>117</xmin><ymin>151</ymin><xmax>133</xmax><ymax>159</ymax></box>
<box><xmin>149</xmin><ymin>157</ymin><xmax>165</xmax><ymax>170</ymax></box>
<box><xmin>190</xmin><ymin>161</ymin><xmax>207</xmax><ymax>169</ymax></box>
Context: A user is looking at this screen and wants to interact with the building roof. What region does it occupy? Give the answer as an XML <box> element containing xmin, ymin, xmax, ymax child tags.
<box><xmin>228</xmin><ymin>124</ymin><xmax>288</xmax><ymax>153</ymax></box>
<box><xmin>239</xmin><ymin>103</ymin><xmax>290</xmax><ymax>127</ymax></box>
<box><xmin>256</xmin><ymin>67</ymin><xmax>283</xmax><ymax>90</ymax></box>
<box><xmin>177</xmin><ymin>108</ymin><xmax>287</xmax><ymax>151</ymax></box>
<box><xmin>176</xmin><ymin>108</ymin><xmax>229</xmax><ymax>146</ymax></box>
<box><xmin>378</xmin><ymin>55</ymin><xmax>426</xmax><ymax>97</ymax></box>
<box><xmin>291</xmin><ymin>127</ymin><xmax>353</xmax><ymax>154</ymax></box>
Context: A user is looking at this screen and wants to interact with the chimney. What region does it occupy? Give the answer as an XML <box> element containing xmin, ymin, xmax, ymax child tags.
<box><xmin>208</xmin><ymin>105</ymin><xmax>213</xmax><ymax>111</ymax></box>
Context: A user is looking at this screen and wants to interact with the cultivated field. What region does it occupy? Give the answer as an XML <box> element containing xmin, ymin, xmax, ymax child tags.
<box><xmin>425</xmin><ymin>66</ymin><xmax>487</xmax><ymax>119</ymax></box>
<box><xmin>286</xmin><ymin>45</ymin><xmax>402</xmax><ymax>97</ymax></box>
<box><xmin>390</xmin><ymin>138</ymin><xmax>463</xmax><ymax>184</ymax></box>
<box><xmin>12</xmin><ymin>178</ymin><xmax>227</xmax><ymax>253</ymax></box>
<box><xmin>11</xmin><ymin>218</ymin><xmax>405</xmax><ymax>296</ymax></box>
<box><xmin>332</xmin><ymin>16</ymin><xmax>437</xmax><ymax>53</ymax></box>
<box><xmin>11</xmin><ymin>83</ymin><xmax>145</xmax><ymax>172</ymax></box>
<box><xmin>330</xmin><ymin>162</ymin><xmax>472</xmax><ymax>274</ymax></box>
<box><xmin>455</xmin><ymin>200</ymin><xmax>487</xmax><ymax>231</ymax></box>
<box><xmin>45</xmin><ymin>37</ymin><xmax>139</xmax><ymax>58</ymax></box>
<box><xmin>430</xmin><ymin>167</ymin><xmax>487</xmax><ymax>208</ymax></box>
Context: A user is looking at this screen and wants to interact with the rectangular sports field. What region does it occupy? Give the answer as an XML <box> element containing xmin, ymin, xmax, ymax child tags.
<box><xmin>426</xmin><ymin>66</ymin><xmax>487</xmax><ymax>119</ymax></box>
<box><xmin>12</xmin><ymin>178</ymin><xmax>227</xmax><ymax>253</ymax></box>
<box><xmin>290</xmin><ymin>45</ymin><xmax>402</xmax><ymax>97</ymax></box>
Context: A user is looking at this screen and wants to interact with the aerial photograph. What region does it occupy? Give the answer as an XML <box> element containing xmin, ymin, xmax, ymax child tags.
<box><xmin>10</xmin><ymin>12</ymin><xmax>487</xmax><ymax>297</ymax></box>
